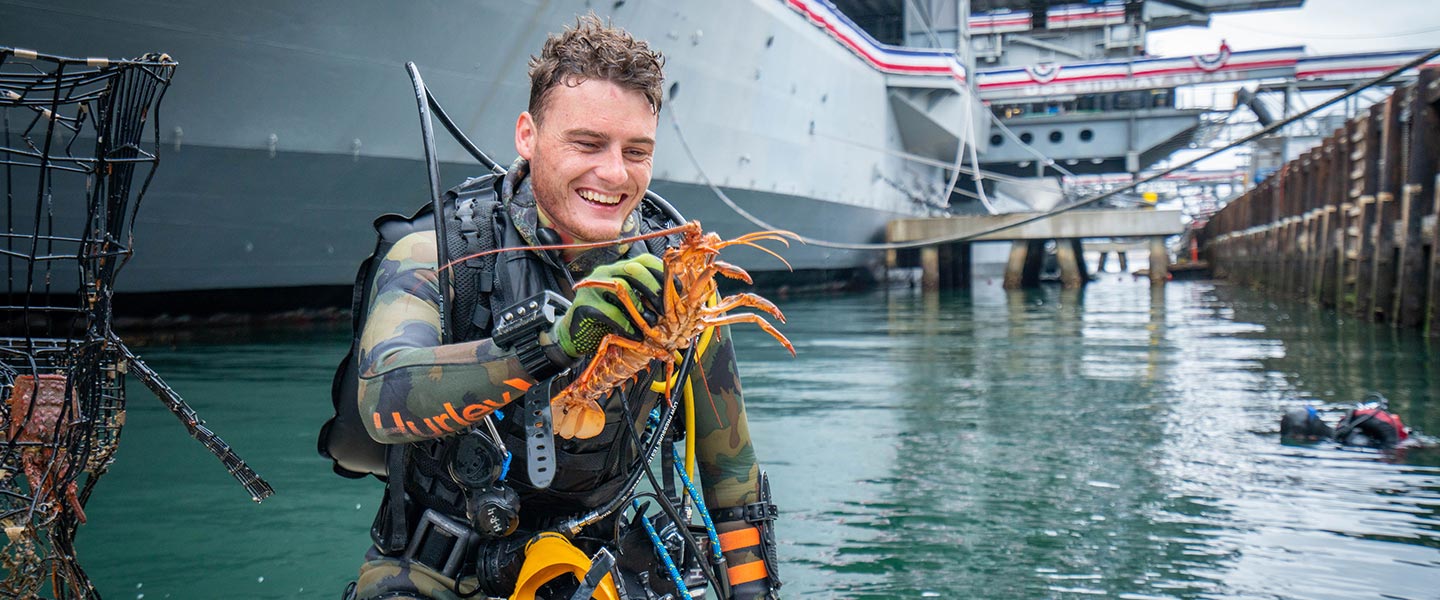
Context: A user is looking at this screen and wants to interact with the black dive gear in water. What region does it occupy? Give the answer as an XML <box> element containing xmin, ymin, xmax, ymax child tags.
<box><xmin>1334</xmin><ymin>394</ymin><xmax>1407</xmax><ymax>448</ymax></box>
<box><xmin>1280</xmin><ymin>406</ymin><xmax>1332</xmax><ymax>441</ymax></box>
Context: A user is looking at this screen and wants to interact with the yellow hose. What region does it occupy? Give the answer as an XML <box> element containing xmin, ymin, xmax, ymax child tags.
<box><xmin>684</xmin><ymin>375</ymin><xmax>697</xmax><ymax>481</ymax></box>
<box><xmin>648</xmin><ymin>292</ymin><xmax>718</xmax><ymax>481</ymax></box>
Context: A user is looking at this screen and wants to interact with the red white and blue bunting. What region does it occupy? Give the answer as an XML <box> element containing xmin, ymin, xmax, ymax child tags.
<box><xmin>1296</xmin><ymin>49</ymin><xmax>1440</xmax><ymax>81</ymax></box>
<box><xmin>780</xmin><ymin>1</ymin><xmax>1436</xmax><ymax>100</ymax></box>
<box><xmin>783</xmin><ymin>0</ymin><xmax>966</xmax><ymax>82</ymax></box>
<box><xmin>976</xmin><ymin>46</ymin><xmax>1303</xmax><ymax>99</ymax></box>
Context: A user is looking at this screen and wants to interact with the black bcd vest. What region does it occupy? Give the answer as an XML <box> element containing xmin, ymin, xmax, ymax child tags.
<box><xmin>318</xmin><ymin>174</ymin><xmax>687</xmax><ymax>508</ymax></box>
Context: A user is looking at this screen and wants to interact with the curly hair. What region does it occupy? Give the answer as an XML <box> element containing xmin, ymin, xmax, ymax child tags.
<box><xmin>528</xmin><ymin>14</ymin><xmax>666</xmax><ymax>123</ymax></box>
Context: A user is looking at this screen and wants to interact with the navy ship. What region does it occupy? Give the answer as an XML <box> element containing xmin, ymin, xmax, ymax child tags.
<box><xmin>5</xmin><ymin>0</ymin><xmax>1347</xmax><ymax>313</ymax></box>
<box><xmin>2</xmin><ymin>0</ymin><xmax>984</xmax><ymax>313</ymax></box>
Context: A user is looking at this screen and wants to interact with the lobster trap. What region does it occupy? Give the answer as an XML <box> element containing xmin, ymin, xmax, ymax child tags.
<box><xmin>2</xmin><ymin>47</ymin><xmax>271</xmax><ymax>598</ymax></box>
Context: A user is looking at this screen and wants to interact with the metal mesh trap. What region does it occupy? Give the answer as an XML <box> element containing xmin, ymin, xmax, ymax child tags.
<box><xmin>2</xmin><ymin>47</ymin><xmax>270</xmax><ymax>598</ymax></box>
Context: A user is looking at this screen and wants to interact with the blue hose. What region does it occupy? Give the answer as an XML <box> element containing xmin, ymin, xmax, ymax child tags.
<box><xmin>632</xmin><ymin>499</ymin><xmax>694</xmax><ymax>600</ymax></box>
<box><xmin>672</xmin><ymin>447</ymin><xmax>724</xmax><ymax>564</ymax></box>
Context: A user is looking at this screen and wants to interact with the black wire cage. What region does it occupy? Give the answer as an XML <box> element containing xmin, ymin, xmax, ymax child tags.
<box><xmin>2</xmin><ymin>47</ymin><xmax>270</xmax><ymax>598</ymax></box>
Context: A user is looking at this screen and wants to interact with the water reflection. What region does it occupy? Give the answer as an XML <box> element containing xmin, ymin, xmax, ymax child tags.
<box><xmin>71</xmin><ymin>280</ymin><xmax>1440</xmax><ymax>599</ymax></box>
<box><xmin>741</xmin><ymin>280</ymin><xmax>1439</xmax><ymax>599</ymax></box>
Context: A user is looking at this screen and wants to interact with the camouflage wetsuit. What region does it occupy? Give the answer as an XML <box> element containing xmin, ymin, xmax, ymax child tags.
<box><xmin>352</xmin><ymin>160</ymin><xmax>765</xmax><ymax>599</ymax></box>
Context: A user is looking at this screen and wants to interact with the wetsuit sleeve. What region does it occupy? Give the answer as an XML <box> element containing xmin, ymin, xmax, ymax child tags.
<box><xmin>355</xmin><ymin>230</ymin><xmax>532</xmax><ymax>444</ymax></box>
<box><xmin>692</xmin><ymin>325</ymin><xmax>762</xmax><ymax>509</ymax></box>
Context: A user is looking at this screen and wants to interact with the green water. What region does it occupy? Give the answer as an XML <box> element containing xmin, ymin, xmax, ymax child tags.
<box><xmin>76</xmin><ymin>279</ymin><xmax>1440</xmax><ymax>599</ymax></box>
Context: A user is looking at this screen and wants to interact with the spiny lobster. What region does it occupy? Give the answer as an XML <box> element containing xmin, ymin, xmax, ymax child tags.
<box><xmin>457</xmin><ymin>221</ymin><xmax>797</xmax><ymax>439</ymax></box>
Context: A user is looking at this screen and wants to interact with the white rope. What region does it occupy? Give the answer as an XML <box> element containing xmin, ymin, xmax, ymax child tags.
<box><xmin>811</xmin><ymin>130</ymin><xmax>1072</xmax><ymax>193</ymax></box>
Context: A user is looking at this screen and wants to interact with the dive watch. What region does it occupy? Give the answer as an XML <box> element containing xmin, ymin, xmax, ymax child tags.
<box><xmin>493</xmin><ymin>291</ymin><xmax>573</xmax><ymax>380</ymax></box>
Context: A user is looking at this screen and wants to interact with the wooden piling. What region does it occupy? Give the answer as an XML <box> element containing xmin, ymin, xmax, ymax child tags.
<box><xmin>1202</xmin><ymin>72</ymin><xmax>1440</xmax><ymax>335</ymax></box>
<box><xmin>1350</xmin><ymin>110</ymin><xmax>1379</xmax><ymax>317</ymax></box>
<box><xmin>1415</xmin><ymin>70</ymin><xmax>1440</xmax><ymax>334</ymax></box>
<box><xmin>1370</xmin><ymin>93</ymin><xmax>1406</xmax><ymax>322</ymax></box>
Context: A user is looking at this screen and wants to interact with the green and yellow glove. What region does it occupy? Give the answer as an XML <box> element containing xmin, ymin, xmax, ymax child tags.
<box><xmin>549</xmin><ymin>254</ymin><xmax>666</xmax><ymax>358</ymax></box>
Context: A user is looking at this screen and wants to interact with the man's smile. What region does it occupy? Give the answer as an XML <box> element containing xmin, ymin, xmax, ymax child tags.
<box><xmin>577</xmin><ymin>188</ymin><xmax>625</xmax><ymax>206</ymax></box>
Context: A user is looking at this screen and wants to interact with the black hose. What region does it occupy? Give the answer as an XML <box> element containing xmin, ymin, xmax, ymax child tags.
<box><xmin>613</xmin><ymin>360</ymin><xmax>724</xmax><ymax>593</ymax></box>
<box><xmin>559</xmin><ymin>343</ymin><xmax>697</xmax><ymax>535</ymax></box>
<box><xmin>405</xmin><ymin>62</ymin><xmax>453</xmax><ymax>344</ymax></box>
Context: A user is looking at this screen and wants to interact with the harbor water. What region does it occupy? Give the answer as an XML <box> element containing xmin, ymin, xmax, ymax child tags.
<box><xmin>77</xmin><ymin>279</ymin><xmax>1440</xmax><ymax>599</ymax></box>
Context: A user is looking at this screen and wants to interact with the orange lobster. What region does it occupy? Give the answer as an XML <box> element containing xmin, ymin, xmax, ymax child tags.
<box><xmin>456</xmin><ymin>221</ymin><xmax>797</xmax><ymax>439</ymax></box>
<box><xmin>554</xmin><ymin>221</ymin><xmax>796</xmax><ymax>439</ymax></box>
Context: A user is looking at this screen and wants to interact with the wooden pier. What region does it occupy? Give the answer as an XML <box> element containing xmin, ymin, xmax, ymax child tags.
<box><xmin>1200</xmin><ymin>67</ymin><xmax>1440</xmax><ymax>334</ymax></box>
<box><xmin>887</xmin><ymin>208</ymin><xmax>1184</xmax><ymax>290</ymax></box>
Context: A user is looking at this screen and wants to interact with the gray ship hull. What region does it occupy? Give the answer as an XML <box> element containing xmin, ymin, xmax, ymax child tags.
<box><xmin>118</xmin><ymin>144</ymin><xmax>902</xmax><ymax>293</ymax></box>
<box><xmin>3</xmin><ymin>0</ymin><xmax>942</xmax><ymax>301</ymax></box>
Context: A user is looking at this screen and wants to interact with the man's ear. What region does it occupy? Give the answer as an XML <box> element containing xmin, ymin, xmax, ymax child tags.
<box><xmin>515</xmin><ymin>111</ymin><xmax>537</xmax><ymax>160</ymax></box>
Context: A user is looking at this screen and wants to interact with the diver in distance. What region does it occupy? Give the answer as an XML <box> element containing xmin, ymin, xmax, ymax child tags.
<box><xmin>1280</xmin><ymin>393</ymin><xmax>1413</xmax><ymax>450</ymax></box>
<box><xmin>321</xmin><ymin>15</ymin><xmax>781</xmax><ymax>600</ymax></box>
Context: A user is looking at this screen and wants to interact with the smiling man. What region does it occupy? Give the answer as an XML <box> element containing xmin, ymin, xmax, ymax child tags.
<box><xmin>515</xmin><ymin>77</ymin><xmax>655</xmax><ymax>250</ymax></box>
<box><xmin>341</xmin><ymin>15</ymin><xmax>780</xmax><ymax>600</ymax></box>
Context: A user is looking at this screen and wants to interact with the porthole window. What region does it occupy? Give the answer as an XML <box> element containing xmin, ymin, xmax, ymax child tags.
<box><xmin>1079</xmin><ymin>129</ymin><xmax>1094</xmax><ymax>142</ymax></box>
<box><xmin>1020</xmin><ymin>132</ymin><xmax>1034</xmax><ymax>144</ymax></box>
<box><xmin>1049</xmin><ymin>130</ymin><xmax>1063</xmax><ymax>143</ymax></box>
<box><xmin>990</xmin><ymin>134</ymin><xmax>1004</xmax><ymax>146</ymax></box>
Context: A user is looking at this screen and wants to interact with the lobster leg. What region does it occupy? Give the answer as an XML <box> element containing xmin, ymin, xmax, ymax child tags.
<box><xmin>711</xmin><ymin>260</ymin><xmax>754</xmax><ymax>284</ymax></box>
<box><xmin>707</xmin><ymin>292</ymin><xmax>787</xmax><ymax>322</ymax></box>
<box><xmin>701</xmin><ymin>313</ymin><xmax>795</xmax><ymax>355</ymax></box>
<box><xmin>574</xmin><ymin>279</ymin><xmax>660</xmax><ymax>340</ymax></box>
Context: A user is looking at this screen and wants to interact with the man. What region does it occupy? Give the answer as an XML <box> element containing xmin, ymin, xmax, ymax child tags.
<box><xmin>349</xmin><ymin>16</ymin><xmax>780</xmax><ymax>600</ymax></box>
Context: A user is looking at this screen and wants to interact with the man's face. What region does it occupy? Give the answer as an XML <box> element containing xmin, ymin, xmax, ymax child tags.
<box><xmin>515</xmin><ymin>78</ymin><xmax>656</xmax><ymax>244</ymax></box>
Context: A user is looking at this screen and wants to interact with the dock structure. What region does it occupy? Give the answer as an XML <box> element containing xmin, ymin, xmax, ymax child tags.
<box><xmin>1200</xmin><ymin>67</ymin><xmax>1440</xmax><ymax>334</ymax></box>
<box><xmin>887</xmin><ymin>209</ymin><xmax>1184</xmax><ymax>290</ymax></box>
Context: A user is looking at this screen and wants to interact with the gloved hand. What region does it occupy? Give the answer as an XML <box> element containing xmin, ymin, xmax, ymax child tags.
<box><xmin>549</xmin><ymin>254</ymin><xmax>666</xmax><ymax>358</ymax></box>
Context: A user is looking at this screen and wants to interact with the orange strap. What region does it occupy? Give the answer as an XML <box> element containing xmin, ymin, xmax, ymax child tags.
<box><xmin>718</xmin><ymin>526</ymin><xmax>761</xmax><ymax>552</ymax></box>
<box><xmin>726</xmin><ymin>560</ymin><xmax>769</xmax><ymax>585</ymax></box>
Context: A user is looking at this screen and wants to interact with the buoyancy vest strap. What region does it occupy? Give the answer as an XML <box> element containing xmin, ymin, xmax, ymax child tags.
<box><xmin>379</xmin><ymin>444</ymin><xmax>409</xmax><ymax>553</ymax></box>
<box><xmin>447</xmin><ymin>191</ymin><xmax>501</xmax><ymax>342</ymax></box>
<box><xmin>525</xmin><ymin>377</ymin><xmax>557</xmax><ymax>489</ymax></box>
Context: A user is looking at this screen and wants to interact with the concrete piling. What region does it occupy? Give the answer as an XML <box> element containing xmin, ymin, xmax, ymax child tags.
<box><xmin>887</xmin><ymin>210</ymin><xmax>1183</xmax><ymax>290</ymax></box>
<box><xmin>1201</xmin><ymin>68</ymin><xmax>1440</xmax><ymax>335</ymax></box>
<box><xmin>1003</xmin><ymin>240</ymin><xmax>1045</xmax><ymax>289</ymax></box>
<box><xmin>1148</xmin><ymin>236</ymin><xmax>1169</xmax><ymax>285</ymax></box>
